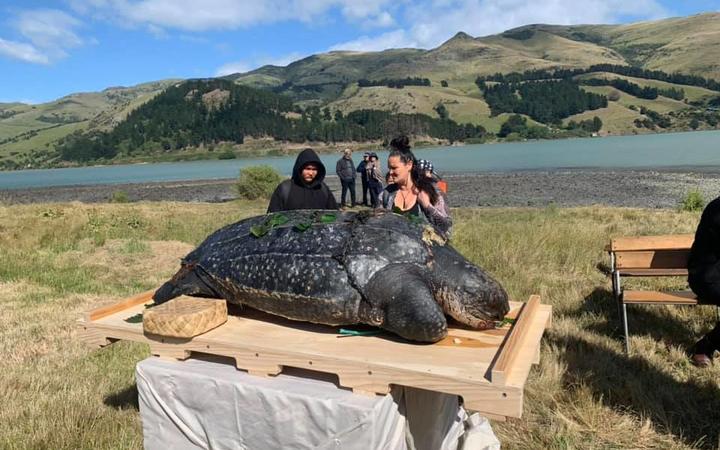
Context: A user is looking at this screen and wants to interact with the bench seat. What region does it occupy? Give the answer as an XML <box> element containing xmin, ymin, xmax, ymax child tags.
<box><xmin>622</xmin><ymin>290</ymin><xmax>698</xmax><ymax>305</ymax></box>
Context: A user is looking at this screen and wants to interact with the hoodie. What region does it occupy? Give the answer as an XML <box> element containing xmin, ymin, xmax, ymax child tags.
<box><xmin>267</xmin><ymin>148</ymin><xmax>338</xmax><ymax>212</ymax></box>
<box><xmin>688</xmin><ymin>196</ymin><xmax>720</xmax><ymax>298</ymax></box>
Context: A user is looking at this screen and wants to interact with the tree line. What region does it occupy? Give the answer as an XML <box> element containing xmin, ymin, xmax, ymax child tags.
<box><xmin>478</xmin><ymin>79</ymin><xmax>607</xmax><ymax>124</ymax></box>
<box><xmin>57</xmin><ymin>79</ymin><xmax>484</xmax><ymax>162</ymax></box>
<box><xmin>358</xmin><ymin>77</ymin><xmax>431</xmax><ymax>88</ymax></box>
<box><xmin>476</xmin><ymin>64</ymin><xmax>720</xmax><ymax>92</ymax></box>
<box><xmin>580</xmin><ymin>78</ymin><xmax>684</xmax><ymax>100</ymax></box>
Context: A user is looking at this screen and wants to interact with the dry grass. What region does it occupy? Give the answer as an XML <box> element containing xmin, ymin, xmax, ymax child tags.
<box><xmin>1</xmin><ymin>201</ymin><xmax>719</xmax><ymax>449</ymax></box>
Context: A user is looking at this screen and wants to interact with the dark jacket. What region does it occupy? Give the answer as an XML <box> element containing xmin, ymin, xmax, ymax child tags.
<box><xmin>357</xmin><ymin>160</ymin><xmax>368</xmax><ymax>182</ymax></box>
<box><xmin>267</xmin><ymin>149</ymin><xmax>338</xmax><ymax>212</ymax></box>
<box><xmin>688</xmin><ymin>196</ymin><xmax>720</xmax><ymax>296</ymax></box>
<box><xmin>336</xmin><ymin>156</ymin><xmax>356</xmax><ymax>181</ymax></box>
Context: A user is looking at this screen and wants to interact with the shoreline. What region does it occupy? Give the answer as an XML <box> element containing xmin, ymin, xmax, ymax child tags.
<box><xmin>3</xmin><ymin>169</ymin><xmax>720</xmax><ymax>208</ymax></box>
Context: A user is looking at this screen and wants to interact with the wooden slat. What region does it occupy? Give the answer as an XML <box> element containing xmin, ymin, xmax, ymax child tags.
<box><xmin>491</xmin><ymin>295</ymin><xmax>541</xmax><ymax>386</ymax></box>
<box><xmin>617</xmin><ymin>268</ymin><xmax>688</xmax><ymax>277</ymax></box>
<box><xmin>623</xmin><ymin>290</ymin><xmax>698</xmax><ymax>305</ymax></box>
<box><xmin>85</xmin><ymin>289</ymin><xmax>155</xmax><ymax>322</ymax></box>
<box><xmin>611</xmin><ymin>234</ymin><xmax>694</xmax><ymax>252</ymax></box>
<box><xmin>615</xmin><ymin>250</ymin><xmax>689</xmax><ymax>270</ymax></box>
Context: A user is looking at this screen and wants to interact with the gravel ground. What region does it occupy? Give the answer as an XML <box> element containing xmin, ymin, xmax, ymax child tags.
<box><xmin>2</xmin><ymin>169</ymin><xmax>720</xmax><ymax>208</ymax></box>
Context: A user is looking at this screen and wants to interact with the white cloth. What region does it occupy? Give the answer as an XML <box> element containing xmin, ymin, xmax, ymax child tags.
<box><xmin>136</xmin><ymin>357</ymin><xmax>499</xmax><ymax>450</ymax></box>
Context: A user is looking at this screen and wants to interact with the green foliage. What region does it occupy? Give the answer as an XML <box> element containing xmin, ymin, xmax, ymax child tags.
<box><xmin>567</xmin><ymin>116</ymin><xmax>603</xmax><ymax>133</ymax></box>
<box><xmin>680</xmin><ymin>189</ymin><xmax>705</xmax><ymax>212</ymax></box>
<box><xmin>440</xmin><ymin>80</ymin><xmax>449</xmax><ymax>87</ymax></box>
<box><xmin>217</xmin><ymin>150</ymin><xmax>236</xmax><ymax>160</ymax></box>
<box><xmin>236</xmin><ymin>165</ymin><xmax>283</xmax><ymax>200</ymax></box>
<box><xmin>482</xmin><ymin>80</ymin><xmax>607</xmax><ymax>124</ymax></box>
<box><xmin>689</xmin><ymin>117</ymin><xmax>700</xmax><ymax>129</ymax></box>
<box><xmin>110</xmin><ymin>190</ymin><xmax>130</xmax><ymax>203</ymax></box>
<box><xmin>358</xmin><ymin>77</ymin><xmax>431</xmax><ymax>88</ymax></box>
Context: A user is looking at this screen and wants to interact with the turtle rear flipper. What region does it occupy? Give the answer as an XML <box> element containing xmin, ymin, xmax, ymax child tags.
<box><xmin>153</xmin><ymin>264</ymin><xmax>221</xmax><ymax>304</ymax></box>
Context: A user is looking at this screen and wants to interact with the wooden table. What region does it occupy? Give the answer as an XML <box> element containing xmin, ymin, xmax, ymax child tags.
<box><xmin>78</xmin><ymin>291</ymin><xmax>551</xmax><ymax>420</ymax></box>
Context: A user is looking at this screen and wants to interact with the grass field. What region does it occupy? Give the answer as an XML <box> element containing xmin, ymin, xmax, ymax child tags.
<box><xmin>1</xmin><ymin>202</ymin><xmax>719</xmax><ymax>449</ymax></box>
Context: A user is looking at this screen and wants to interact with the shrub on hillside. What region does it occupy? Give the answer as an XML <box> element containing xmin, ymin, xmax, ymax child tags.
<box><xmin>680</xmin><ymin>189</ymin><xmax>704</xmax><ymax>212</ymax></box>
<box><xmin>236</xmin><ymin>165</ymin><xmax>283</xmax><ymax>200</ymax></box>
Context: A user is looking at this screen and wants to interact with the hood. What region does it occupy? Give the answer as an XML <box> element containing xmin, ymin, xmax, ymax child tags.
<box><xmin>292</xmin><ymin>148</ymin><xmax>326</xmax><ymax>189</ymax></box>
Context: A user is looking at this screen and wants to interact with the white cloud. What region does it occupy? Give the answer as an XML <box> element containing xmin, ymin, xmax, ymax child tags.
<box><xmin>0</xmin><ymin>38</ymin><xmax>50</xmax><ymax>64</ymax></box>
<box><xmin>332</xmin><ymin>0</ymin><xmax>669</xmax><ymax>51</ymax></box>
<box><xmin>215</xmin><ymin>52</ymin><xmax>307</xmax><ymax>76</ymax></box>
<box><xmin>330</xmin><ymin>29</ymin><xmax>416</xmax><ymax>52</ymax></box>
<box><xmin>0</xmin><ymin>9</ymin><xmax>84</xmax><ymax>64</ymax></box>
<box><xmin>70</xmin><ymin>0</ymin><xmax>399</xmax><ymax>32</ymax></box>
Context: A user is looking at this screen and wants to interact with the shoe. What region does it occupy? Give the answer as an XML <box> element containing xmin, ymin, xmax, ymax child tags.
<box><xmin>690</xmin><ymin>337</ymin><xmax>715</xmax><ymax>367</ymax></box>
<box><xmin>692</xmin><ymin>353</ymin><xmax>713</xmax><ymax>368</ymax></box>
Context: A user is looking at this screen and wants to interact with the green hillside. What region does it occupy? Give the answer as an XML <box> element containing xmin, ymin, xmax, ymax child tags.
<box><xmin>3</xmin><ymin>13</ymin><xmax>720</xmax><ymax>169</ymax></box>
<box><xmin>0</xmin><ymin>80</ymin><xmax>177</xmax><ymax>168</ymax></box>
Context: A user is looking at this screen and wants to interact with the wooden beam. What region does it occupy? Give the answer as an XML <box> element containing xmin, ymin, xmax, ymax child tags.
<box><xmin>615</xmin><ymin>250</ymin><xmax>690</xmax><ymax>270</ymax></box>
<box><xmin>85</xmin><ymin>289</ymin><xmax>155</xmax><ymax>322</ymax></box>
<box><xmin>491</xmin><ymin>295</ymin><xmax>541</xmax><ymax>386</ymax></box>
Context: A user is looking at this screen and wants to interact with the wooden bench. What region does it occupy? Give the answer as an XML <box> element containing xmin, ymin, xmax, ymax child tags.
<box><xmin>608</xmin><ymin>234</ymin><xmax>719</xmax><ymax>354</ymax></box>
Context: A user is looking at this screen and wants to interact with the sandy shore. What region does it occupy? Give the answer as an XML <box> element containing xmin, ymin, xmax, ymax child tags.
<box><xmin>2</xmin><ymin>170</ymin><xmax>720</xmax><ymax>208</ymax></box>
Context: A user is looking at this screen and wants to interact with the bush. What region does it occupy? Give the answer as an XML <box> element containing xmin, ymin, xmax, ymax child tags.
<box><xmin>110</xmin><ymin>190</ymin><xmax>130</xmax><ymax>203</ymax></box>
<box><xmin>680</xmin><ymin>189</ymin><xmax>705</xmax><ymax>212</ymax></box>
<box><xmin>236</xmin><ymin>165</ymin><xmax>284</xmax><ymax>200</ymax></box>
<box><xmin>218</xmin><ymin>150</ymin><xmax>236</xmax><ymax>160</ymax></box>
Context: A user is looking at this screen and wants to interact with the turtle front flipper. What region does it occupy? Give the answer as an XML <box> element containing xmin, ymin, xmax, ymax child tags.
<box><xmin>362</xmin><ymin>264</ymin><xmax>447</xmax><ymax>343</ymax></box>
<box><xmin>153</xmin><ymin>263</ymin><xmax>221</xmax><ymax>304</ymax></box>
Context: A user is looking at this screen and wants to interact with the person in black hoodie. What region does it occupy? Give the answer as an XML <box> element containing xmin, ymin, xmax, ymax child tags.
<box><xmin>267</xmin><ymin>148</ymin><xmax>338</xmax><ymax>212</ymax></box>
<box><xmin>688</xmin><ymin>196</ymin><xmax>720</xmax><ymax>366</ymax></box>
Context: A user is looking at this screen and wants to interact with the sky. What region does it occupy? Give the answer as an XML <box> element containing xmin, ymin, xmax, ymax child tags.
<box><xmin>0</xmin><ymin>0</ymin><xmax>718</xmax><ymax>104</ymax></box>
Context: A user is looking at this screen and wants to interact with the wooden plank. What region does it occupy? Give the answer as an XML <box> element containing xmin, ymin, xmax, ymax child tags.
<box><xmin>623</xmin><ymin>290</ymin><xmax>698</xmax><ymax>305</ymax></box>
<box><xmin>617</xmin><ymin>268</ymin><xmax>688</xmax><ymax>277</ymax></box>
<box><xmin>490</xmin><ymin>295</ymin><xmax>541</xmax><ymax>386</ymax></box>
<box><xmin>85</xmin><ymin>289</ymin><xmax>155</xmax><ymax>322</ymax></box>
<box><xmin>615</xmin><ymin>250</ymin><xmax>689</xmax><ymax>270</ymax></box>
<box><xmin>611</xmin><ymin>234</ymin><xmax>694</xmax><ymax>252</ymax></box>
<box><xmin>78</xmin><ymin>293</ymin><xmax>552</xmax><ymax>419</ymax></box>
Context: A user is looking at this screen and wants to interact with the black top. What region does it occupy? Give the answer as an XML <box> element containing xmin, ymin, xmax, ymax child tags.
<box><xmin>267</xmin><ymin>148</ymin><xmax>338</xmax><ymax>212</ymax></box>
<box><xmin>688</xmin><ymin>196</ymin><xmax>720</xmax><ymax>291</ymax></box>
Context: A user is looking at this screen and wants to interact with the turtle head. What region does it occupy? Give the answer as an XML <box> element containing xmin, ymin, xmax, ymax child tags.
<box><xmin>431</xmin><ymin>245</ymin><xmax>510</xmax><ymax>328</ymax></box>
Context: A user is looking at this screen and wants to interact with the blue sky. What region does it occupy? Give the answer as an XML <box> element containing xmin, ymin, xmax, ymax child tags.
<box><xmin>1</xmin><ymin>0</ymin><xmax>718</xmax><ymax>104</ymax></box>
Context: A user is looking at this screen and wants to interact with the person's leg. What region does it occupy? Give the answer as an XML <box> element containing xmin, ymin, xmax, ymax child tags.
<box><xmin>361</xmin><ymin>179</ymin><xmax>368</xmax><ymax>206</ymax></box>
<box><xmin>340</xmin><ymin>180</ymin><xmax>349</xmax><ymax>206</ymax></box>
<box><xmin>349</xmin><ymin>179</ymin><xmax>356</xmax><ymax>206</ymax></box>
<box><xmin>690</xmin><ymin>282</ymin><xmax>720</xmax><ymax>366</ymax></box>
<box><xmin>369</xmin><ymin>181</ymin><xmax>379</xmax><ymax>208</ymax></box>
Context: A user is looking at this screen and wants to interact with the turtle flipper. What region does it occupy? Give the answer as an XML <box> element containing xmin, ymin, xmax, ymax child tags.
<box><xmin>363</xmin><ymin>264</ymin><xmax>447</xmax><ymax>343</ymax></box>
<box><xmin>153</xmin><ymin>264</ymin><xmax>221</xmax><ymax>304</ymax></box>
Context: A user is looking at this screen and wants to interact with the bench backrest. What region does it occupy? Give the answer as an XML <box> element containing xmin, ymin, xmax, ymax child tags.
<box><xmin>610</xmin><ymin>234</ymin><xmax>694</xmax><ymax>271</ymax></box>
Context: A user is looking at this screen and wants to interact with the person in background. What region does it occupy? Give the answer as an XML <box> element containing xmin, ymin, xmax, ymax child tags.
<box><xmin>381</xmin><ymin>137</ymin><xmax>452</xmax><ymax>238</ymax></box>
<box><xmin>267</xmin><ymin>148</ymin><xmax>338</xmax><ymax>212</ymax></box>
<box><xmin>357</xmin><ymin>152</ymin><xmax>371</xmax><ymax>206</ymax></box>
<box><xmin>335</xmin><ymin>148</ymin><xmax>357</xmax><ymax>208</ymax></box>
<box><xmin>417</xmin><ymin>159</ymin><xmax>450</xmax><ymax>219</ymax></box>
<box><xmin>687</xmin><ymin>195</ymin><xmax>720</xmax><ymax>366</ymax></box>
<box><xmin>366</xmin><ymin>153</ymin><xmax>384</xmax><ymax>208</ymax></box>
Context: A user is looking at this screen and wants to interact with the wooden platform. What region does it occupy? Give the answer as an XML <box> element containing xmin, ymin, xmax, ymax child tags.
<box><xmin>77</xmin><ymin>290</ymin><xmax>551</xmax><ymax>420</ymax></box>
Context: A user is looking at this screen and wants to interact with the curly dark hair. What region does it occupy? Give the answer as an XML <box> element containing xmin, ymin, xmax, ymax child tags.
<box><xmin>388</xmin><ymin>135</ymin><xmax>438</xmax><ymax>205</ymax></box>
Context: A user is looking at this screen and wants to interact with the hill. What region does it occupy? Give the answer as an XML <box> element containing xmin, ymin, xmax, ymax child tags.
<box><xmin>3</xmin><ymin>13</ymin><xmax>720</xmax><ymax>169</ymax></box>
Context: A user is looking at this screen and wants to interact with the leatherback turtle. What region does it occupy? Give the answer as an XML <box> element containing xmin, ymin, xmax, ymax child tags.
<box><xmin>154</xmin><ymin>210</ymin><xmax>509</xmax><ymax>342</ymax></box>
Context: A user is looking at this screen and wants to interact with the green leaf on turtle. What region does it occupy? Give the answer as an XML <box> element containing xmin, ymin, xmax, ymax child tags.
<box><xmin>495</xmin><ymin>317</ymin><xmax>516</xmax><ymax>328</ymax></box>
<box><xmin>268</xmin><ymin>213</ymin><xmax>289</xmax><ymax>227</ymax></box>
<box><xmin>319</xmin><ymin>213</ymin><xmax>337</xmax><ymax>223</ymax></box>
<box><xmin>125</xmin><ymin>313</ymin><xmax>143</xmax><ymax>324</ymax></box>
<box><xmin>294</xmin><ymin>222</ymin><xmax>312</xmax><ymax>232</ymax></box>
<box><xmin>391</xmin><ymin>206</ymin><xmax>403</xmax><ymax>214</ymax></box>
<box><xmin>250</xmin><ymin>224</ymin><xmax>270</xmax><ymax>238</ymax></box>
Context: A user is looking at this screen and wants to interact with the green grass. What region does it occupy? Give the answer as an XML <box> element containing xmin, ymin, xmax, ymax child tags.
<box><xmin>1</xmin><ymin>202</ymin><xmax>719</xmax><ymax>448</ymax></box>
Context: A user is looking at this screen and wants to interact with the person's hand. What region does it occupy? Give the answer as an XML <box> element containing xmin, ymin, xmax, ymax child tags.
<box><xmin>418</xmin><ymin>190</ymin><xmax>431</xmax><ymax>208</ymax></box>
